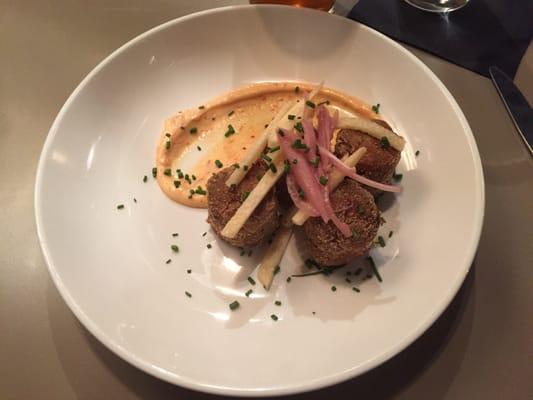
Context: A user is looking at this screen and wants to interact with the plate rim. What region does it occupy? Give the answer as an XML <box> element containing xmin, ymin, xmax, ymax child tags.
<box><xmin>34</xmin><ymin>4</ymin><xmax>485</xmax><ymax>397</ymax></box>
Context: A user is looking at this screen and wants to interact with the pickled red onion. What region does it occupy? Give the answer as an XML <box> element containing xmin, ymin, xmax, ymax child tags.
<box><xmin>318</xmin><ymin>146</ymin><xmax>402</xmax><ymax>193</ymax></box>
<box><xmin>286</xmin><ymin>174</ymin><xmax>319</xmax><ymax>217</ymax></box>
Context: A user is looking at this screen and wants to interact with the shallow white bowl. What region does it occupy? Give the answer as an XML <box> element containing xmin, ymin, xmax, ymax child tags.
<box><xmin>35</xmin><ymin>5</ymin><xmax>484</xmax><ymax>397</ymax></box>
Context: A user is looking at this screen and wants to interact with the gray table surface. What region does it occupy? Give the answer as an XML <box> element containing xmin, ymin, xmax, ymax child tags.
<box><xmin>1</xmin><ymin>1</ymin><xmax>532</xmax><ymax>399</ymax></box>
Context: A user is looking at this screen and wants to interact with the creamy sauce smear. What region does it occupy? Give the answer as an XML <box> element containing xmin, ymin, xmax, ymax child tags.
<box><xmin>156</xmin><ymin>82</ymin><xmax>377</xmax><ymax>208</ymax></box>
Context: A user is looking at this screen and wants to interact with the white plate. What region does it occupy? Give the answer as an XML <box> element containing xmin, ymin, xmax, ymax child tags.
<box><xmin>35</xmin><ymin>5</ymin><xmax>484</xmax><ymax>397</ymax></box>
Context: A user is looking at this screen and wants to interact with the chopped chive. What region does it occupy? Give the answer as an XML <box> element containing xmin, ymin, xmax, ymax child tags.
<box><xmin>345</xmin><ymin>278</ymin><xmax>352</xmax><ymax>283</ymax></box>
<box><xmin>271</xmin><ymin>314</ymin><xmax>279</xmax><ymax>321</ymax></box>
<box><xmin>163</xmin><ymin>168</ymin><xmax>172</xmax><ymax>176</ymax></box>
<box><xmin>143</xmin><ymin>175</ymin><xmax>148</xmax><ymax>183</ymax></box>
<box><xmin>310</xmin><ymin>157</ymin><xmax>320</xmax><ymax>168</ymax></box>
<box><xmin>294</xmin><ymin>122</ymin><xmax>304</xmax><ymax>133</ymax></box>
<box><xmin>283</xmin><ymin>160</ymin><xmax>291</xmax><ymax>174</ymax></box>
<box><xmin>317</xmin><ymin>100</ymin><xmax>330</xmax><ymax>106</ymax></box>
<box><xmin>195</xmin><ymin>187</ymin><xmax>207</xmax><ymax>195</ymax></box>
<box><xmin>187</xmin><ymin>269</ymin><xmax>191</xmax><ymax>274</ymax></box>
<box><xmin>352</xmin><ymin>286</ymin><xmax>360</xmax><ymax>293</ymax></box>
<box><xmin>380</xmin><ymin>136</ymin><xmax>390</xmax><ymax>149</ymax></box>
<box><xmin>172</xmin><ymin>233</ymin><xmax>179</xmax><ymax>237</ymax></box>
<box><xmin>392</xmin><ymin>172</ymin><xmax>403</xmax><ymax>182</ymax></box>
<box><xmin>245</xmin><ymin>289</ymin><xmax>253</xmax><ymax>297</ymax></box>
<box><xmin>133</xmin><ymin>198</ymin><xmax>137</xmax><ymax>203</ymax></box>
<box><xmin>192</xmin><ymin>174</ymin><xmax>197</xmax><ymax>180</ymax></box>
<box><xmin>294</xmin><ymin>86</ymin><xmax>300</xmax><ymax>93</ymax></box>
<box><xmin>312</xmin><ymin>311</ymin><xmax>316</xmax><ymax>315</ymax></box>
<box><xmin>202</xmin><ymin>232</ymin><xmax>207</xmax><ymax>237</ymax></box>
<box><xmin>228</xmin><ymin>110</ymin><xmax>235</xmax><ymax>116</ymax></box>
<box><xmin>197</xmin><ymin>146</ymin><xmax>202</xmax><ymax>151</ymax></box>
<box><xmin>173</xmin><ymin>180</ymin><xmax>181</xmax><ymax>188</ymax></box>
<box><xmin>207</xmin><ymin>244</ymin><xmax>212</xmax><ymax>249</ymax></box>
<box><xmin>224</xmin><ymin>124</ymin><xmax>236</xmax><ymax>137</ymax></box>
<box><xmin>243</xmin><ymin>165</ymin><xmax>248</xmax><ymax>171</ymax></box>
<box><xmin>189</xmin><ymin>189</ymin><xmax>195</xmax><ymax>195</ymax></box>
<box><xmin>171</xmin><ymin>244</ymin><xmax>179</xmax><ymax>252</ymax></box>
<box><xmin>152</xmin><ymin>167</ymin><xmax>157</xmax><ymax>178</ymax></box>
<box><xmin>372</xmin><ymin>103</ymin><xmax>380</xmax><ymax>114</ymax></box>
<box><xmin>117</xmin><ymin>204</ymin><xmax>124</xmax><ymax>210</ymax></box>
<box><xmin>264</xmin><ymin>124</ymin><xmax>269</xmax><ymax>128</ymax></box>
<box><xmin>274</xmin><ymin>300</ymin><xmax>282</xmax><ymax>306</ymax></box>
<box><xmin>388</xmin><ymin>230</ymin><xmax>393</xmax><ymax>238</ymax></box>
<box><xmin>185</xmin><ymin>291</ymin><xmax>192</xmax><ymax>298</ymax></box>
<box><xmin>165</xmin><ymin>259</ymin><xmax>171</xmax><ymax>264</ymax></box>
<box><xmin>261</xmin><ymin>154</ymin><xmax>272</xmax><ymax>162</ymax></box>
<box><xmin>305</xmin><ymin>100</ymin><xmax>316</xmax><ymax>109</ymax></box>
<box><xmin>277</xmin><ymin>128</ymin><xmax>285</xmax><ymax>137</ymax></box>
<box><xmin>177</xmin><ymin>171</ymin><xmax>184</xmax><ymax>179</ymax></box>
<box><xmin>286</xmin><ymin>277</ymin><xmax>292</xmax><ymax>283</ymax></box>
<box><xmin>215</xmin><ymin>160</ymin><xmax>223</xmax><ymax>168</ymax></box>
<box><xmin>378</xmin><ymin>236</ymin><xmax>386</xmax><ymax>247</ymax></box>
<box><xmin>269</xmin><ymin>163</ymin><xmax>277</xmax><ymax>174</ymax></box>
<box><xmin>319</xmin><ymin>176</ymin><xmax>328</xmax><ymax>186</ymax></box>
<box><xmin>247</xmin><ymin>277</ymin><xmax>256</xmax><ymax>285</ymax></box>
<box><xmin>415</xmin><ymin>150</ymin><xmax>420</xmax><ymax>157</ymax></box>
<box><xmin>241</xmin><ymin>191</ymin><xmax>250</xmax><ymax>201</ymax></box>
<box><xmin>189</xmin><ymin>127</ymin><xmax>197</xmax><ymax>134</ymax></box>
<box><xmin>331</xmin><ymin>286</ymin><xmax>337</xmax><ymax>292</ymax></box>
<box><xmin>229</xmin><ymin>300</ymin><xmax>240</xmax><ymax>310</ymax></box>
<box><xmin>298</xmin><ymin>189</ymin><xmax>305</xmax><ymax>199</ymax></box>
<box><xmin>269</xmin><ymin>146</ymin><xmax>280</xmax><ymax>153</ymax></box>
<box><xmin>288</xmin><ymin>114</ymin><xmax>295</xmax><ymax>120</ymax></box>
<box><xmin>165</xmin><ymin>139</ymin><xmax>171</xmax><ymax>150</ymax></box>
<box><xmin>198</xmin><ymin>105</ymin><xmax>205</xmax><ymax>109</ymax></box>
<box><xmin>184</xmin><ymin>174</ymin><xmax>192</xmax><ymax>184</ymax></box>
<box><xmin>232</xmin><ymin>163</ymin><xmax>240</xmax><ymax>169</ymax></box>
<box><xmin>368</xmin><ymin>256</ymin><xmax>382</xmax><ymax>282</ymax></box>
<box><xmin>273</xmin><ymin>266</ymin><xmax>281</xmax><ymax>275</ymax></box>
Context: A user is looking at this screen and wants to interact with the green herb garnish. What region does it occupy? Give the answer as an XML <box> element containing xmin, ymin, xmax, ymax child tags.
<box><xmin>319</xmin><ymin>176</ymin><xmax>328</xmax><ymax>186</ymax></box>
<box><xmin>117</xmin><ymin>204</ymin><xmax>124</xmax><ymax>210</ymax></box>
<box><xmin>392</xmin><ymin>172</ymin><xmax>403</xmax><ymax>182</ymax></box>
<box><xmin>377</xmin><ymin>236</ymin><xmax>386</xmax><ymax>247</ymax></box>
<box><xmin>287</xmin><ymin>114</ymin><xmax>295</xmax><ymax>120</ymax></box>
<box><xmin>214</xmin><ymin>159</ymin><xmax>223</xmax><ymax>168</ymax></box>
<box><xmin>331</xmin><ymin>286</ymin><xmax>337</xmax><ymax>292</ymax></box>
<box><xmin>143</xmin><ymin>175</ymin><xmax>148</xmax><ymax>183</ymax></box>
<box><xmin>229</xmin><ymin>300</ymin><xmax>240</xmax><ymax>310</ymax></box>
<box><xmin>152</xmin><ymin>167</ymin><xmax>157</xmax><ymax>178</ymax></box>
<box><xmin>172</xmin><ymin>233</ymin><xmax>179</xmax><ymax>237</ymax></box>
<box><xmin>165</xmin><ymin>259</ymin><xmax>171</xmax><ymax>264</ymax></box>
<box><xmin>171</xmin><ymin>244</ymin><xmax>179</xmax><ymax>252</ymax></box>
<box><xmin>242</xmin><ymin>191</ymin><xmax>250</xmax><ymax>201</ymax></box>
<box><xmin>352</xmin><ymin>287</ymin><xmax>360</xmax><ymax>293</ymax></box>
<box><xmin>224</xmin><ymin>124</ymin><xmax>236</xmax><ymax>137</ymax></box>
<box><xmin>415</xmin><ymin>150</ymin><xmax>420</xmax><ymax>157</ymax></box>
<box><xmin>228</xmin><ymin>110</ymin><xmax>235</xmax><ymax>116</ymax></box>
<box><xmin>372</xmin><ymin>103</ymin><xmax>380</xmax><ymax>113</ymax></box>
<box><xmin>380</xmin><ymin>136</ymin><xmax>390</xmax><ymax>149</ymax></box>
<box><xmin>283</xmin><ymin>160</ymin><xmax>291</xmax><ymax>174</ymax></box>
<box><xmin>305</xmin><ymin>100</ymin><xmax>316</xmax><ymax>109</ymax></box>
<box><xmin>274</xmin><ymin>301</ymin><xmax>282</xmax><ymax>306</ymax></box>
<box><xmin>163</xmin><ymin>168</ymin><xmax>171</xmax><ymax>176</ymax></box>
<box><xmin>261</xmin><ymin>154</ymin><xmax>272</xmax><ymax>162</ymax></box>
<box><xmin>207</xmin><ymin>244</ymin><xmax>212</xmax><ymax>249</ymax></box>
<box><xmin>245</xmin><ymin>289</ymin><xmax>253</xmax><ymax>297</ymax></box>
<box><xmin>185</xmin><ymin>291</ymin><xmax>192</xmax><ymax>298</ymax></box>
<box><xmin>368</xmin><ymin>256</ymin><xmax>382</xmax><ymax>282</ymax></box>
<box><xmin>269</xmin><ymin>146</ymin><xmax>280</xmax><ymax>153</ymax></box>
<box><xmin>247</xmin><ymin>277</ymin><xmax>256</xmax><ymax>285</ymax></box>
<box><xmin>269</xmin><ymin>163</ymin><xmax>277</xmax><ymax>173</ymax></box>
<box><xmin>189</xmin><ymin>127</ymin><xmax>197</xmax><ymax>134</ymax></box>
<box><xmin>298</xmin><ymin>189</ymin><xmax>305</xmax><ymax>199</ymax></box>
<box><xmin>294</xmin><ymin>122</ymin><xmax>304</xmax><ymax>133</ymax></box>
<box><xmin>173</xmin><ymin>180</ymin><xmax>181</xmax><ymax>188</ymax></box>
<box><xmin>271</xmin><ymin>314</ymin><xmax>279</xmax><ymax>321</ymax></box>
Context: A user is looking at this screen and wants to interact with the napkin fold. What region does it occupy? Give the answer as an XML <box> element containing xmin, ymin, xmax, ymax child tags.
<box><xmin>348</xmin><ymin>0</ymin><xmax>533</xmax><ymax>78</ymax></box>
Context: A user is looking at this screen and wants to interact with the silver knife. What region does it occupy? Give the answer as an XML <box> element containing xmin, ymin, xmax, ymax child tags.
<box><xmin>489</xmin><ymin>66</ymin><xmax>533</xmax><ymax>155</ymax></box>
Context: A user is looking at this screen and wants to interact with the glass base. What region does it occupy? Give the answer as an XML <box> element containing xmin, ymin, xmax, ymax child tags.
<box><xmin>404</xmin><ymin>0</ymin><xmax>469</xmax><ymax>13</ymax></box>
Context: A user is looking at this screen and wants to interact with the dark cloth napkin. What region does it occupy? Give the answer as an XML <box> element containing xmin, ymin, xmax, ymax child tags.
<box><xmin>348</xmin><ymin>0</ymin><xmax>533</xmax><ymax>78</ymax></box>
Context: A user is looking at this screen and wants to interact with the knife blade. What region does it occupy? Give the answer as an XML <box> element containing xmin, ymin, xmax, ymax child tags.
<box><xmin>489</xmin><ymin>66</ymin><xmax>533</xmax><ymax>155</ymax></box>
